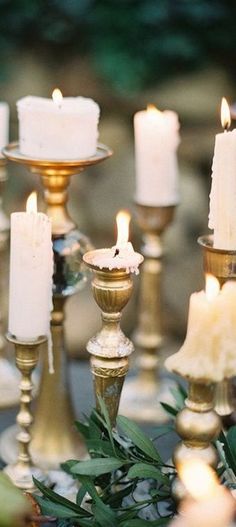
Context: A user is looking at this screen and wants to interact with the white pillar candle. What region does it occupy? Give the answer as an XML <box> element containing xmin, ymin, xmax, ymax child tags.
<box><xmin>209</xmin><ymin>97</ymin><xmax>236</xmax><ymax>249</ymax></box>
<box><xmin>8</xmin><ymin>192</ymin><xmax>53</xmax><ymax>341</ymax></box>
<box><xmin>134</xmin><ymin>105</ymin><xmax>180</xmax><ymax>206</ymax></box>
<box><xmin>166</xmin><ymin>275</ymin><xmax>236</xmax><ymax>382</ymax></box>
<box><xmin>0</xmin><ymin>102</ymin><xmax>9</xmax><ymax>156</ymax></box>
<box><xmin>84</xmin><ymin>210</ymin><xmax>143</xmax><ymax>274</ymax></box>
<box><xmin>17</xmin><ymin>90</ymin><xmax>100</xmax><ymax>160</ymax></box>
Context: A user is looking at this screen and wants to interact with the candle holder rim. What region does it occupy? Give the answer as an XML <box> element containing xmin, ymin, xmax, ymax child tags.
<box><xmin>83</xmin><ymin>248</ymin><xmax>143</xmax><ymax>274</ymax></box>
<box><xmin>2</xmin><ymin>142</ymin><xmax>113</xmax><ymax>168</ymax></box>
<box><xmin>198</xmin><ymin>234</ymin><xmax>236</xmax><ymax>255</ymax></box>
<box><xmin>6</xmin><ymin>332</ymin><xmax>47</xmax><ymax>346</ymax></box>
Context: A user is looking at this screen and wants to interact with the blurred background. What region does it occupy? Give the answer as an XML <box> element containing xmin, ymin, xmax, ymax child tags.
<box><xmin>0</xmin><ymin>0</ymin><xmax>235</xmax><ymax>356</ymax></box>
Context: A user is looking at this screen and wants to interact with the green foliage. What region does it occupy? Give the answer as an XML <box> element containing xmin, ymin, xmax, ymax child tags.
<box><xmin>34</xmin><ymin>402</ymin><xmax>176</xmax><ymax>526</ymax></box>
<box><xmin>0</xmin><ymin>1</ymin><xmax>236</xmax><ymax>91</ymax></box>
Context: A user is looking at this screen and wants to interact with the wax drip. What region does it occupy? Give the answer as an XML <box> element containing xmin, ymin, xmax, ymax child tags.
<box><xmin>114</xmin><ymin>248</ymin><xmax>119</xmax><ymax>257</ymax></box>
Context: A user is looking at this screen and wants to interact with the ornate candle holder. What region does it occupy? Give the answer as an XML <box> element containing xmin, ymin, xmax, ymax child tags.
<box><xmin>120</xmin><ymin>203</ymin><xmax>176</xmax><ymax>422</ymax></box>
<box><xmin>198</xmin><ymin>234</ymin><xmax>236</xmax><ymax>424</ymax></box>
<box><xmin>2</xmin><ymin>142</ymin><xmax>112</xmax><ymax>468</ymax></box>
<box><xmin>4</xmin><ymin>334</ymin><xmax>46</xmax><ymax>491</ymax></box>
<box><xmin>83</xmin><ymin>251</ymin><xmax>135</xmax><ymax>426</ymax></box>
<box><xmin>0</xmin><ymin>159</ymin><xmax>20</xmax><ymax>408</ymax></box>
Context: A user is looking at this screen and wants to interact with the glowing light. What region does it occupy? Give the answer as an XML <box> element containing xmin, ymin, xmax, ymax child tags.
<box><xmin>52</xmin><ymin>88</ymin><xmax>63</xmax><ymax>104</ymax></box>
<box><xmin>221</xmin><ymin>97</ymin><xmax>231</xmax><ymax>130</ymax></box>
<box><xmin>116</xmin><ymin>210</ymin><xmax>131</xmax><ymax>247</ymax></box>
<box><xmin>205</xmin><ymin>273</ymin><xmax>220</xmax><ymax>301</ymax></box>
<box><xmin>178</xmin><ymin>459</ymin><xmax>219</xmax><ymax>501</ymax></box>
<box><xmin>26</xmin><ymin>191</ymin><xmax>37</xmax><ymax>213</ymax></box>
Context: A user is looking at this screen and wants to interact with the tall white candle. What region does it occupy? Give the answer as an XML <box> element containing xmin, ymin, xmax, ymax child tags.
<box><xmin>8</xmin><ymin>192</ymin><xmax>53</xmax><ymax>341</ymax></box>
<box><xmin>17</xmin><ymin>90</ymin><xmax>100</xmax><ymax>160</ymax></box>
<box><xmin>134</xmin><ymin>105</ymin><xmax>180</xmax><ymax>206</ymax></box>
<box><xmin>0</xmin><ymin>102</ymin><xmax>9</xmax><ymax>156</ymax></box>
<box><xmin>209</xmin><ymin>97</ymin><xmax>236</xmax><ymax>249</ymax></box>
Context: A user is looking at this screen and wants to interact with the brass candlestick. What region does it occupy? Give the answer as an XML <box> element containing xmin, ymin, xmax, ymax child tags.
<box><xmin>198</xmin><ymin>234</ymin><xmax>236</xmax><ymax>423</ymax></box>
<box><xmin>0</xmin><ymin>159</ymin><xmax>20</xmax><ymax>408</ymax></box>
<box><xmin>120</xmin><ymin>204</ymin><xmax>176</xmax><ymax>423</ymax></box>
<box><xmin>4</xmin><ymin>334</ymin><xmax>46</xmax><ymax>491</ymax></box>
<box><xmin>2</xmin><ymin>142</ymin><xmax>112</xmax><ymax>468</ymax></box>
<box><xmin>83</xmin><ymin>251</ymin><xmax>136</xmax><ymax>426</ymax></box>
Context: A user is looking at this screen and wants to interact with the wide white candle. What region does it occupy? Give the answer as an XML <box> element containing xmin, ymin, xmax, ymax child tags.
<box><xmin>209</xmin><ymin>97</ymin><xmax>236</xmax><ymax>249</ymax></box>
<box><xmin>84</xmin><ymin>211</ymin><xmax>143</xmax><ymax>274</ymax></box>
<box><xmin>8</xmin><ymin>192</ymin><xmax>53</xmax><ymax>341</ymax></box>
<box><xmin>134</xmin><ymin>105</ymin><xmax>180</xmax><ymax>206</ymax></box>
<box><xmin>166</xmin><ymin>275</ymin><xmax>236</xmax><ymax>382</ymax></box>
<box><xmin>17</xmin><ymin>90</ymin><xmax>100</xmax><ymax>160</ymax></box>
<box><xmin>169</xmin><ymin>460</ymin><xmax>235</xmax><ymax>527</ymax></box>
<box><xmin>0</xmin><ymin>102</ymin><xmax>9</xmax><ymax>156</ymax></box>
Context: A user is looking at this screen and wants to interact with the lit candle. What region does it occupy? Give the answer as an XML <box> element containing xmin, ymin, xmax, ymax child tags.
<box><xmin>0</xmin><ymin>102</ymin><xmax>9</xmax><ymax>156</ymax></box>
<box><xmin>165</xmin><ymin>275</ymin><xmax>236</xmax><ymax>381</ymax></box>
<box><xmin>8</xmin><ymin>192</ymin><xmax>53</xmax><ymax>341</ymax></box>
<box><xmin>134</xmin><ymin>104</ymin><xmax>180</xmax><ymax>206</ymax></box>
<box><xmin>17</xmin><ymin>90</ymin><xmax>100</xmax><ymax>159</ymax></box>
<box><xmin>170</xmin><ymin>459</ymin><xmax>235</xmax><ymax>527</ymax></box>
<box><xmin>209</xmin><ymin>97</ymin><xmax>236</xmax><ymax>249</ymax></box>
<box><xmin>84</xmin><ymin>210</ymin><xmax>143</xmax><ymax>274</ymax></box>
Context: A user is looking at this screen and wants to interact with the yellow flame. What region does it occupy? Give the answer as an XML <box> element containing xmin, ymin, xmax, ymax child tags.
<box><xmin>221</xmin><ymin>97</ymin><xmax>231</xmax><ymax>130</ymax></box>
<box><xmin>147</xmin><ymin>104</ymin><xmax>161</xmax><ymax>115</ymax></box>
<box><xmin>26</xmin><ymin>191</ymin><xmax>37</xmax><ymax>213</ymax></box>
<box><xmin>205</xmin><ymin>274</ymin><xmax>220</xmax><ymax>301</ymax></box>
<box><xmin>116</xmin><ymin>210</ymin><xmax>131</xmax><ymax>246</ymax></box>
<box><xmin>178</xmin><ymin>459</ymin><xmax>219</xmax><ymax>501</ymax></box>
<box><xmin>52</xmin><ymin>88</ymin><xmax>63</xmax><ymax>104</ymax></box>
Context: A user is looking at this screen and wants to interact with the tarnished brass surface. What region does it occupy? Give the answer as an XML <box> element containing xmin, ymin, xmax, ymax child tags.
<box><xmin>198</xmin><ymin>235</ymin><xmax>236</xmax><ymax>418</ymax></box>
<box><xmin>4</xmin><ymin>335</ymin><xmax>46</xmax><ymax>491</ymax></box>
<box><xmin>120</xmin><ymin>204</ymin><xmax>176</xmax><ymax>423</ymax></box>
<box><xmin>3</xmin><ymin>142</ymin><xmax>113</xmax><ymax>468</ymax></box>
<box><xmin>83</xmin><ymin>254</ymin><xmax>134</xmax><ymax>426</ymax></box>
<box><xmin>173</xmin><ymin>381</ymin><xmax>221</xmax><ymax>469</ymax></box>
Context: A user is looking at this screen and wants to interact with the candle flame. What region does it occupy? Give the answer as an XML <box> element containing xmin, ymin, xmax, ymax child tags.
<box><xmin>205</xmin><ymin>273</ymin><xmax>220</xmax><ymax>301</ymax></box>
<box><xmin>52</xmin><ymin>88</ymin><xmax>63</xmax><ymax>104</ymax></box>
<box><xmin>178</xmin><ymin>459</ymin><xmax>219</xmax><ymax>501</ymax></box>
<box><xmin>147</xmin><ymin>104</ymin><xmax>161</xmax><ymax>115</ymax></box>
<box><xmin>26</xmin><ymin>191</ymin><xmax>37</xmax><ymax>213</ymax></box>
<box><xmin>221</xmin><ymin>97</ymin><xmax>231</xmax><ymax>130</ymax></box>
<box><xmin>116</xmin><ymin>210</ymin><xmax>131</xmax><ymax>246</ymax></box>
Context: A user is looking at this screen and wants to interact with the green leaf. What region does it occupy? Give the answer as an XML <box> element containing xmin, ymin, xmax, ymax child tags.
<box><xmin>86</xmin><ymin>439</ymin><xmax>115</xmax><ymax>457</ymax></box>
<box><xmin>160</xmin><ymin>402</ymin><xmax>178</xmax><ymax>417</ymax></box>
<box><xmin>36</xmin><ymin>496</ymin><xmax>80</xmax><ymax>519</ymax></box>
<box><xmin>127</xmin><ymin>463</ymin><xmax>169</xmax><ymax>484</ymax></box>
<box><xmin>71</xmin><ymin>457</ymin><xmax>125</xmax><ymax>477</ymax></box>
<box><xmin>92</xmin><ymin>501</ymin><xmax>116</xmax><ymax>527</ymax></box>
<box><xmin>33</xmin><ymin>478</ymin><xmax>90</xmax><ymax>517</ymax></box>
<box><xmin>218</xmin><ymin>431</ymin><xmax>236</xmax><ymax>476</ymax></box>
<box><xmin>106</xmin><ymin>482</ymin><xmax>135</xmax><ymax>507</ymax></box>
<box><xmin>117</xmin><ymin>415</ymin><xmax>161</xmax><ymax>462</ymax></box>
<box><xmin>227</xmin><ymin>426</ymin><xmax>236</xmax><ymax>462</ymax></box>
<box><xmin>74</xmin><ymin>421</ymin><xmax>90</xmax><ymax>440</ymax></box>
<box><xmin>120</xmin><ymin>519</ymin><xmax>170</xmax><ymax>526</ymax></box>
<box><xmin>61</xmin><ymin>459</ymin><xmax>78</xmax><ymax>474</ymax></box>
<box><xmin>97</xmin><ymin>396</ymin><xmax>117</xmax><ymax>454</ymax></box>
<box><xmin>76</xmin><ymin>485</ymin><xmax>87</xmax><ymax>506</ymax></box>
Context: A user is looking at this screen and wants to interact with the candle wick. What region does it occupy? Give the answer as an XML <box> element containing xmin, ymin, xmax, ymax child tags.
<box><xmin>114</xmin><ymin>248</ymin><xmax>119</xmax><ymax>257</ymax></box>
<box><xmin>224</xmin><ymin>123</ymin><xmax>230</xmax><ymax>132</ymax></box>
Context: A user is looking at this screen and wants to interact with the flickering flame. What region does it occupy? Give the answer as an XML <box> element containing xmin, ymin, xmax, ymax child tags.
<box><xmin>205</xmin><ymin>274</ymin><xmax>220</xmax><ymax>301</ymax></box>
<box><xmin>147</xmin><ymin>104</ymin><xmax>161</xmax><ymax>115</ymax></box>
<box><xmin>26</xmin><ymin>191</ymin><xmax>37</xmax><ymax>213</ymax></box>
<box><xmin>178</xmin><ymin>459</ymin><xmax>219</xmax><ymax>501</ymax></box>
<box><xmin>116</xmin><ymin>210</ymin><xmax>131</xmax><ymax>247</ymax></box>
<box><xmin>221</xmin><ymin>97</ymin><xmax>231</xmax><ymax>130</ymax></box>
<box><xmin>52</xmin><ymin>88</ymin><xmax>63</xmax><ymax>104</ymax></box>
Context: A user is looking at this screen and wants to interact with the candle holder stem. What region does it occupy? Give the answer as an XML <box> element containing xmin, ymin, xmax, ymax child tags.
<box><xmin>83</xmin><ymin>256</ymin><xmax>134</xmax><ymax>427</ymax></box>
<box><xmin>120</xmin><ymin>204</ymin><xmax>176</xmax><ymax>423</ymax></box>
<box><xmin>4</xmin><ymin>335</ymin><xmax>46</xmax><ymax>491</ymax></box>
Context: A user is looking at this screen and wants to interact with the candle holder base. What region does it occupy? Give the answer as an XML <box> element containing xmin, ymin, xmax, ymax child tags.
<box><xmin>120</xmin><ymin>374</ymin><xmax>176</xmax><ymax>423</ymax></box>
<box><xmin>4</xmin><ymin>461</ymin><xmax>44</xmax><ymax>492</ymax></box>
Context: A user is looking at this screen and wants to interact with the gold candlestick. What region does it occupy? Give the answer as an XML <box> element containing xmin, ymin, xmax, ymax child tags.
<box><xmin>83</xmin><ymin>251</ymin><xmax>135</xmax><ymax>426</ymax></box>
<box><xmin>4</xmin><ymin>334</ymin><xmax>46</xmax><ymax>491</ymax></box>
<box><xmin>2</xmin><ymin>142</ymin><xmax>112</xmax><ymax>468</ymax></box>
<box><xmin>120</xmin><ymin>204</ymin><xmax>176</xmax><ymax>423</ymax></box>
<box><xmin>0</xmin><ymin>159</ymin><xmax>20</xmax><ymax>408</ymax></box>
<box><xmin>198</xmin><ymin>234</ymin><xmax>236</xmax><ymax>424</ymax></box>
